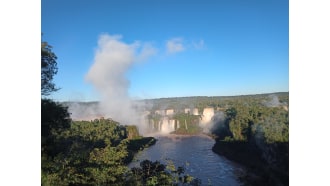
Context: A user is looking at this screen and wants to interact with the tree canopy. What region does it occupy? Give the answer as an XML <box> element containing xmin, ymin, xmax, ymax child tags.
<box><xmin>41</xmin><ymin>40</ymin><xmax>59</xmax><ymax>96</ymax></box>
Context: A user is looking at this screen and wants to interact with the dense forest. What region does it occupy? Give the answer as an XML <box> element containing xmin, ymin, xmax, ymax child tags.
<box><xmin>141</xmin><ymin>93</ymin><xmax>289</xmax><ymax>185</ymax></box>
<box><xmin>55</xmin><ymin>93</ymin><xmax>289</xmax><ymax>185</ymax></box>
<box><xmin>41</xmin><ymin>117</ymin><xmax>201</xmax><ymax>185</ymax></box>
<box><xmin>210</xmin><ymin>94</ymin><xmax>289</xmax><ymax>186</ymax></box>
<box><xmin>42</xmin><ymin>38</ymin><xmax>288</xmax><ymax>185</ymax></box>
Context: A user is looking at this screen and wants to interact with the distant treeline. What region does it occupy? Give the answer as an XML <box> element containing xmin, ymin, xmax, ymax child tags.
<box><xmin>62</xmin><ymin>92</ymin><xmax>288</xmax><ymax>112</ymax></box>
<box><xmin>143</xmin><ymin>92</ymin><xmax>288</xmax><ymax>111</ymax></box>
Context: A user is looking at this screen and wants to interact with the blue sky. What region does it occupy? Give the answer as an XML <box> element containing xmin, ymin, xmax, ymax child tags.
<box><xmin>42</xmin><ymin>0</ymin><xmax>288</xmax><ymax>101</ymax></box>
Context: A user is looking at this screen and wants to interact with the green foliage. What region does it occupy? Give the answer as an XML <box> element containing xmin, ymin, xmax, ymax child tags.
<box><xmin>41</xmin><ymin>99</ymin><xmax>71</xmax><ymax>138</ymax></box>
<box><xmin>127</xmin><ymin>137</ymin><xmax>156</xmax><ymax>152</ymax></box>
<box><xmin>142</xmin><ymin>92</ymin><xmax>287</xmax><ymax>112</ymax></box>
<box><xmin>42</xmin><ymin>116</ymin><xmax>203</xmax><ymax>185</ymax></box>
<box><xmin>41</xmin><ymin>40</ymin><xmax>59</xmax><ymax>96</ymax></box>
<box><xmin>225</xmin><ymin>107</ymin><xmax>237</xmax><ymax>119</ymax></box>
<box><xmin>126</xmin><ymin>125</ymin><xmax>140</xmax><ymax>139</ymax></box>
<box><xmin>172</xmin><ymin>113</ymin><xmax>202</xmax><ymax>134</ymax></box>
<box><xmin>210</xmin><ymin>93</ymin><xmax>289</xmax><ymax>186</ymax></box>
<box><xmin>210</xmin><ymin>93</ymin><xmax>289</xmax><ymax>144</ymax></box>
<box><xmin>42</xmin><ymin>119</ymin><xmax>131</xmax><ymax>185</ymax></box>
<box><xmin>225</xmin><ymin>105</ymin><xmax>289</xmax><ymax>143</ymax></box>
<box><xmin>223</xmin><ymin>136</ymin><xmax>234</xmax><ymax>142</ymax></box>
<box><xmin>43</xmin><ymin>118</ymin><xmax>201</xmax><ymax>185</ymax></box>
<box><xmin>128</xmin><ymin>160</ymin><xmax>201</xmax><ymax>186</ymax></box>
<box><xmin>41</xmin><ymin>99</ymin><xmax>72</xmax><ymax>160</ymax></box>
<box><xmin>68</xmin><ymin>118</ymin><xmax>127</xmax><ymax>145</ymax></box>
<box><xmin>125</xmin><ymin>137</ymin><xmax>157</xmax><ymax>164</ymax></box>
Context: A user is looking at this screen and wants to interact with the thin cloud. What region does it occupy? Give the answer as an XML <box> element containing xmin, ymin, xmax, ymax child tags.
<box><xmin>166</xmin><ymin>37</ymin><xmax>185</xmax><ymax>54</ymax></box>
<box><xmin>136</xmin><ymin>42</ymin><xmax>158</xmax><ymax>62</ymax></box>
<box><xmin>192</xmin><ymin>39</ymin><xmax>205</xmax><ymax>50</ymax></box>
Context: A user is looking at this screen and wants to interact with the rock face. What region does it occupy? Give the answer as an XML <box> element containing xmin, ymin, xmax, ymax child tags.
<box><xmin>184</xmin><ymin>108</ymin><xmax>199</xmax><ymax>115</ymax></box>
<box><xmin>165</xmin><ymin>109</ymin><xmax>174</xmax><ymax>116</ymax></box>
<box><xmin>282</xmin><ymin>105</ymin><xmax>288</xmax><ymax>111</ymax></box>
<box><xmin>201</xmin><ymin>107</ymin><xmax>214</xmax><ymax>125</ymax></box>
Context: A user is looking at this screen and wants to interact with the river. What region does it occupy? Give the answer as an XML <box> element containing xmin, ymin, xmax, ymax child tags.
<box><xmin>129</xmin><ymin>134</ymin><xmax>246</xmax><ymax>186</ymax></box>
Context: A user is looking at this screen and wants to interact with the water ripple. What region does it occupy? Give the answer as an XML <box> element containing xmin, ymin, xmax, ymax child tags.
<box><xmin>129</xmin><ymin>135</ymin><xmax>246</xmax><ymax>186</ymax></box>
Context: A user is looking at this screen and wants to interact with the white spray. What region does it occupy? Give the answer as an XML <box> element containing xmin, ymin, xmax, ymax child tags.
<box><xmin>83</xmin><ymin>34</ymin><xmax>155</xmax><ymax>134</ymax></box>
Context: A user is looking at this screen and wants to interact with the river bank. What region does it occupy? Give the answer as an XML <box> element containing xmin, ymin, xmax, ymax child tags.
<box><xmin>125</xmin><ymin>136</ymin><xmax>157</xmax><ymax>164</ymax></box>
<box><xmin>212</xmin><ymin>140</ymin><xmax>289</xmax><ymax>186</ymax></box>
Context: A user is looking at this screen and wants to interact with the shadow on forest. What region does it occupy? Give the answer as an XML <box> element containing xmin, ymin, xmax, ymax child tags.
<box><xmin>212</xmin><ymin>140</ymin><xmax>289</xmax><ymax>186</ymax></box>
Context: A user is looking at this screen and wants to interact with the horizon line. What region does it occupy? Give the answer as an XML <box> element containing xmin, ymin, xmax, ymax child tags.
<box><xmin>54</xmin><ymin>91</ymin><xmax>289</xmax><ymax>103</ymax></box>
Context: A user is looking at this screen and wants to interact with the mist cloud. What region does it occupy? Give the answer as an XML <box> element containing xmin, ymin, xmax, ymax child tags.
<box><xmin>84</xmin><ymin>34</ymin><xmax>155</xmax><ymax>131</ymax></box>
<box><xmin>263</xmin><ymin>94</ymin><xmax>282</xmax><ymax>107</ymax></box>
<box><xmin>68</xmin><ymin>34</ymin><xmax>207</xmax><ymax>134</ymax></box>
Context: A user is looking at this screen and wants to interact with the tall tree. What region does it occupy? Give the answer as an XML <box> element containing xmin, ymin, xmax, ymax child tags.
<box><xmin>41</xmin><ymin>38</ymin><xmax>70</xmax><ymax>156</ymax></box>
<box><xmin>41</xmin><ymin>40</ymin><xmax>59</xmax><ymax>96</ymax></box>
